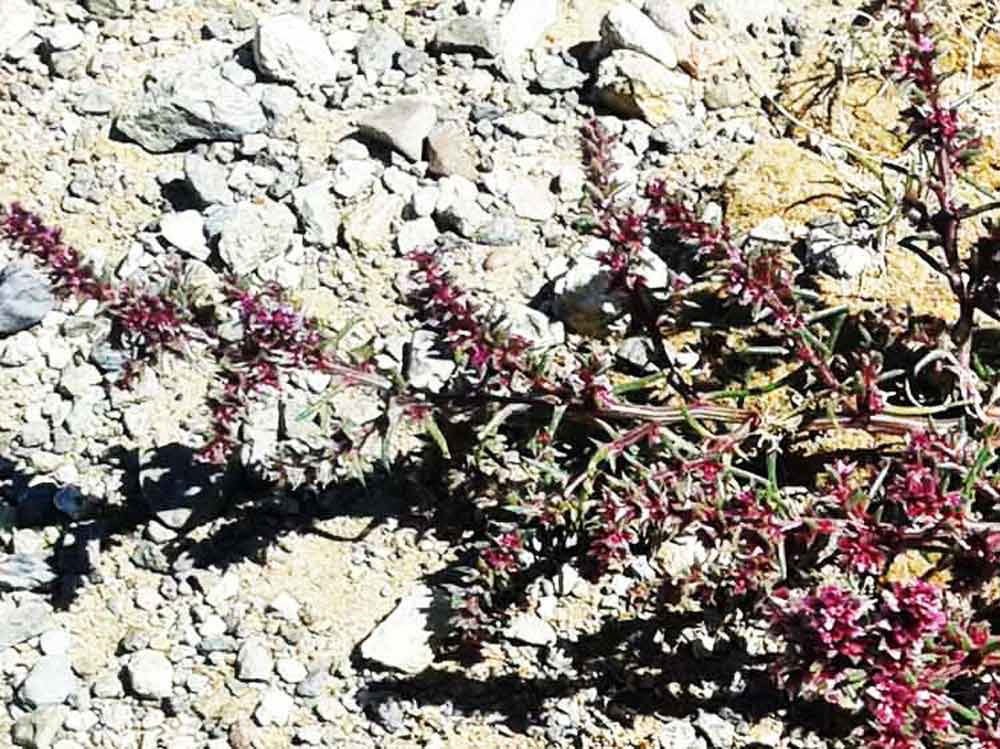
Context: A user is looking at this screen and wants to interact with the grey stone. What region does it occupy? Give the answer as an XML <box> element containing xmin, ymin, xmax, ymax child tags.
<box><xmin>260</xmin><ymin>84</ymin><xmax>300</xmax><ymax>122</ymax></box>
<box><xmin>477</xmin><ymin>217</ymin><xmax>523</xmax><ymax>246</ymax></box>
<box><xmin>292</xmin><ymin>179</ymin><xmax>341</xmax><ymax>247</ymax></box>
<box><xmin>356</xmin><ymin>23</ymin><xmax>404</xmax><ymax>78</ymax></box>
<box><xmin>19</xmin><ymin>420</ymin><xmax>48</xmax><ymax>448</ymax></box>
<box><xmin>160</xmin><ymin>211</ymin><xmax>209</xmax><ymax>260</ymax></box>
<box><xmin>294</xmin><ymin>664</ymin><xmax>331</xmax><ymax>698</ymax></box>
<box><xmin>253</xmin><ymin>14</ymin><xmax>339</xmax><ymax>86</ymax></box>
<box><xmin>505</xmin><ymin>614</ymin><xmax>556</xmax><ymax>646</ymax></box>
<box><xmin>703</xmin><ymin>78</ymin><xmax>750</xmax><ymax>110</ymax></box>
<box><xmin>360</xmin><ymin>585</ymin><xmax>451</xmax><ymax>674</ymax></box>
<box><xmin>601</xmin><ymin>3</ymin><xmax>678</xmax><ymax>68</ymax></box>
<box><xmin>117</xmin><ymin>63</ymin><xmax>267</xmax><ymax>153</ymax></box>
<box><xmin>126</xmin><ymin>649</ymin><xmax>173</xmax><ymax>699</ymax></box>
<box><xmin>183</xmin><ymin>154</ymin><xmax>233</xmax><ymax>206</ymax></box>
<box><xmin>12</xmin><ymin>706</ymin><xmax>67</xmax><ymax>749</ymax></box>
<box><xmin>425</xmin><ymin>124</ymin><xmax>478</xmax><ymax>181</ymax></box>
<box><xmin>0</xmin><ymin>553</ymin><xmax>57</xmax><ymax>592</ymax></box>
<box><xmin>19</xmin><ymin>655</ymin><xmax>75</xmax><ymax>708</ymax></box>
<box><xmin>432</xmin><ymin>16</ymin><xmax>498</xmax><ymax>58</ymax></box>
<box><xmin>0</xmin><ymin>600</ymin><xmax>51</xmax><ymax>648</ymax></box>
<box><xmin>356</xmin><ymin>97</ymin><xmax>437</xmax><ymax>162</ymax></box>
<box><xmin>649</xmin><ymin>109</ymin><xmax>703</xmax><ymax>153</ymax></box>
<box><xmin>433</xmin><ymin>175</ymin><xmax>487</xmax><ymax>239</ymax></box>
<box><xmin>206</xmin><ymin>200</ymin><xmax>297</xmax><ymax>273</ymax></box>
<box><xmin>131</xmin><ymin>540</ymin><xmax>171</xmax><ymax>572</ymax></box>
<box><xmin>255</xmin><ymin>687</ymin><xmax>294</xmax><ymax>726</ymax></box>
<box><xmin>534</xmin><ymin>56</ymin><xmax>587</xmax><ymax>91</ymax></box>
<box><xmin>83</xmin><ymin>0</ymin><xmax>131</xmax><ymax>17</ymax></box>
<box><xmin>500</xmin><ymin>303</ymin><xmax>565</xmax><ymax>348</ymax></box>
<box><xmin>0</xmin><ymin>261</ymin><xmax>53</xmax><ymax>335</ymax></box>
<box><xmin>0</xmin><ymin>0</ymin><xmax>37</xmax><ymax>58</ymax></box>
<box><xmin>237</xmin><ymin>638</ymin><xmax>273</xmax><ymax>681</ymax></box>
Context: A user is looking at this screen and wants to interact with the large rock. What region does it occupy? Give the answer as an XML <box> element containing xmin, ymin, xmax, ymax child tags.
<box><xmin>594</xmin><ymin>50</ymin><xmax>694</xmax><ymax>126</ymax></box>
<box><xmin>0</xmin><ymin>261</ymin><xmax>53</xmax><ymax>335</ymax></box>
<box><xmin>359</xmin><ymin>585</ymin><xmax>450</xmax><ymax>674</ymax></box>
<box><xmin>356</xmin><ymin>97</ymin><xmax>437</xmax><ymax>162</ymax></box>
<box><xmin>116</xmin><ymin>56</ymin><xmax>267</xmax><ymax>152</ymax></box>
<box><xmin>292</xmin><ymin>179</ymin><xmax>341</xmax><ymax>248</ymax></box>
<box><xmin>342</xmin><ymin>191</ymin><xmax>405</xmax><ymax>253</ymax></box>
<box><xmin>0</xmin><ymin>0</ymin><xmax>37</xmax><ymax>58</ymax></box>
<box><xmin>253</xmin><ymin>14</ymin><xmax>339</xmax><ymax>86</ymax></box>
<box><xmin>600</xmin><ymin>3</ymin><xmax>678</xmax><ymax>68</ymax></box>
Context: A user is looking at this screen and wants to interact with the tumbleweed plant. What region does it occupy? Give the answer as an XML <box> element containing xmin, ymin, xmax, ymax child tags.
<box><xmin>7</xmin><ymin>1</ymin><xmax>1000</xmax><ymax>746</ymax></box>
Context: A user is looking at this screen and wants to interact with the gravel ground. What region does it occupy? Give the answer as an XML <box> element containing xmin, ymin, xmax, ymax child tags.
<box><xmin>3</xmin><ymin>0</ymin><xmax>999</xmax><ymax>747</ymax></box>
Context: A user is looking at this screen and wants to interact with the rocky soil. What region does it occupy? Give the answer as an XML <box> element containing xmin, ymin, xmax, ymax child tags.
<box><xmin>2</xmin><ymin>0</ymin><xmax>999</xmax><ymax>748</ymax></box>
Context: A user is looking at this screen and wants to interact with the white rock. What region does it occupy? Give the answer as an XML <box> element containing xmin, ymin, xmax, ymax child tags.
<box><xmin>276</xmin><ymin>657</ymin><xmax>308</xmax><ymax>684</ymax></box>
<box><xmin>126</xmin><ymin>650</ymin><xmax>173</xmax><ymax>699</ymax></box>
<box><xmin>505</xmin><ymin>614</ymin><xmax>557</xmax><ymax>646</ymax></box>
<box><xmin>0</xmin><ymin>0</ymin><xmax>37</xmax><ymax>58</ymax></box>
<box><xmin>507</xmin><ymin>178</ymin><xmax>556</xmax><ymax>222</ymax></box>
<box><xmin>397</xmin><ymin>217</ymin><xmax>440</xmax><ymax>255</ymax></box>
<box><xmin>498</xmin><ymin>0</ymin><xmax>559</xmax><ymax>79</ymax></box>
<box><xmin>160</xmin><ymin>210</ymin><xmax>209</xmax><ymax>260</ymax></box>
<box><xmin>255</xmin><ymin>687</ymin><xmax>294</xmax><ymax>726</ymax></box>
<box><xmin>254</xmin><ymin>14</ymin><xmax>339</xmax><ymax>86</ymax></box>
<box><xmin>237</xmin><ymin>638</ymin><xmax>273</xmax><ymax>681</ymax></box>
<box><xmin>360</xmin><ymin>585</ymin><xmax>450</xmax><ymax>674</ymax></box>
<box><xmin>601</xmin><ymin>3</ymin><xmax>678</xmax><ymax>68</ymax></box>
<box><xmin>20</xmin><ymin>655</ymin><xmax>75</xmax><ymax>707</ymax></box>
<box><xmin>38</xmin><ymin>629</ymin><xmax>72</xmax><ymax>656</ymax></box>
<box><xmin>45</xmin><ymin>23</ymin><xmax>85</xmax><ymax>51</ymax></box>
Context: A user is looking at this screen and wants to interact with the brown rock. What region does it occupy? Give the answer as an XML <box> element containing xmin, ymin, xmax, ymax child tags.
<box><xmin>425</xmin><ymin>124</ymin><xmax>479</xmax><ymax>181</ymax></box>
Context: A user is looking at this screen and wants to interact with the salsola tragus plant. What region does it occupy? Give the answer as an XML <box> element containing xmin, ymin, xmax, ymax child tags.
<box><xmin>6</xmin><ymin>1</ymin><xmax>1000</xmax><ymax>746</ymax></box>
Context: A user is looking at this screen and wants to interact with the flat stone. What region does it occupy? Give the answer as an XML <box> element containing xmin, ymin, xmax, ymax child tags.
<box><xmin>342</xmin><ymin>191</ymin><xmax>405</xmax><ymax>253</ymax></box>
<box><xmin>356</xmin><ymin>97</ymin><xmax>437</xmax><ymax>162</ymax></box>
<box><xmin>0</xmin><ymin>600</ymin><xmax>52</xmax><ymax>649</ymax></box>
<box><xmin>253</xmin><ymin>13</ymin><xmax>339</xmax><ymax>86</ymax></box>
<box><xmin>237</xmin><ymin>638</ymin><xmax>273</xmax><ymax>682</ymax></box>
<box><xmin>360</xmin><ymin>585</ymin><xmax>451</xmax><ymax>674</ymax></box>
<box><xmin>83</xmin><ymin>0</ymin><xmax>131</xmax><ymax>17</ymax></box>
<box><xmin>0</xmin><ymin>261</ymin><xmax>53</xmax><ymax>335</ymax></box>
